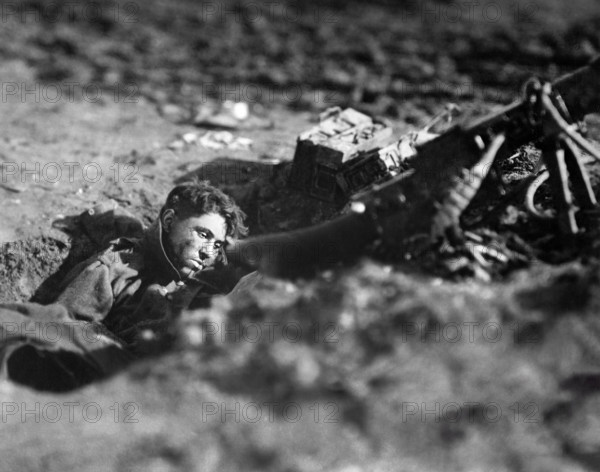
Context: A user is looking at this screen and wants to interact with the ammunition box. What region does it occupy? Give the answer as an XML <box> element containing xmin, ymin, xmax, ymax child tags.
<box><xmin>289</xmin><ymin>107</ymin><xmax>394</xmax><ymax>201</ymax></box>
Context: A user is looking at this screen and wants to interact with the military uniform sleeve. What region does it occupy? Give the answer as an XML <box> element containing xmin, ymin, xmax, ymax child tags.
<box><xmin>55</xmin><ymin>260</ymin><xmax>115</xmax><ymax>323</ymax></box>
<box><xmin>113</xmin><ymin>281</ymin><xmax>205</xmax><ymax>348</ymax></box>
<box><xmin>123</xmin><ymin>281</ymin><xmax>202</xmax><ymax>327</ymax></box>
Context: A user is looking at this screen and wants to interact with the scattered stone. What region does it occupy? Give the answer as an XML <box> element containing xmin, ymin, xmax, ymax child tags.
<box><xmin>182</xmin><ymin>132</ymin><xmax>200</xmax><ymax>144</ymax></box>
<box><xmin>230</xmin><ymin>102</ymin><xmax>249</xmax><ymax>121</ymax></box>
<box><xmin>198</xmin><ymin>131</ymin><xmax>253</xmax><ymax>151</ymax></box>
<box><xmin>158</xmin><ymin>103</ymin><xmax>192</xmax><ymax>124</ymax></box>
<box><xmin>167</xmin><ymin>139</ymin><xmax>186</xmax><ymax>151</ymax></box>
<box><xmin>194</xmin><ymin>100</ymin><xmax>273</xmax><ymax>130</ymax></box>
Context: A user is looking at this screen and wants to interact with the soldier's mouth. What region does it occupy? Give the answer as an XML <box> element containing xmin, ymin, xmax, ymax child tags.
<box><xmin>190</xmin><ymin>259</ymin><xmax>204</xmax><ymax>270</ymax></box>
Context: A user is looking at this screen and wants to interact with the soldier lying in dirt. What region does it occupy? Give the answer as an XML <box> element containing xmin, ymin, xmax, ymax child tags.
<box><xmin>0</xmin><ymin>181</ymin><xmax>249</xmax><ymax>392</ymax></box>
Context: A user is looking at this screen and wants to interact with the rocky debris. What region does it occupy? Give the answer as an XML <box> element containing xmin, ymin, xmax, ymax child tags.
<box><xmin>168</xmin><ymin>130</ymin><xmax>253</xmax><ymax>151</ymax></box>
<box><xmin>7</xmin><ymin>0</ymin><xmax>600</xmax><ymax>118</ymax></box>
<box><xmin>198</xmin><ymin>131</ymin><xmax>253</xmax><ymax>151</ymax></box>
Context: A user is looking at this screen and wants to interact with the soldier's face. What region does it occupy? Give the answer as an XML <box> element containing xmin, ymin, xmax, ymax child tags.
<box><xmin>162</xmin><ymin>211</ymin><xmax>227</xmax><ymax>278</ymax></box>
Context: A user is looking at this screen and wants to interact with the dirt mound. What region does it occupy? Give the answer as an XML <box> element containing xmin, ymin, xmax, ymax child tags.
<box><xmin>0</xmin><ymin>233</ymin><xmax>70</xmax><ymax>303</ymax></box>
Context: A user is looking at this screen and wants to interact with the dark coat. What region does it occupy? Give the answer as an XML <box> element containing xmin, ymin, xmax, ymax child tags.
<box><xmin>0</xmin><ymin>219</ymin><xmax>212</xmax><ymax>391</ymax></box>
<box><xmin>56</xmin><ymin>219</ymin><xmax>197</xmax><ymax>340</ymax></box>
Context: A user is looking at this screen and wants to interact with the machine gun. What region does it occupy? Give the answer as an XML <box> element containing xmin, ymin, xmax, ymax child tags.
<box><xmin>226</xmin><ymin>57</ymin><xmax>600</xmax><ymax>278</ymax></box>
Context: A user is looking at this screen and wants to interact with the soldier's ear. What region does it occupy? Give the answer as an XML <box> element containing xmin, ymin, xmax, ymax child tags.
<box><xmin>161</xmin><ymin>209</ymin><xmax>175</xmax><ymax>233</ymax></box>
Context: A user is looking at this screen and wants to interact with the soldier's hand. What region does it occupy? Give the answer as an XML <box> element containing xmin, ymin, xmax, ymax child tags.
<box><xmin>162</xmin><ymin>282</ymin><xmax>203</xmax><ymax>309</ymax></box>
<box><xmin>186</xmin><ymin>266</ymin><xmax>250</xmax><ymax>294</ymax></box>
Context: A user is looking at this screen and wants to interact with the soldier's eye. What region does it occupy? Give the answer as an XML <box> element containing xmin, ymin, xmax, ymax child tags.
<box><xmin>214</xmin><ymin>242</ymin><xmax>223</xmax><ymax>250</ymax></box>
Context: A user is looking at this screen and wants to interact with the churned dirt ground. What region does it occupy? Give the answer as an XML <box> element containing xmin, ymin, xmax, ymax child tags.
<box><xmin>4</xmin><ymin>0</ymin><xmax>600</xmax><ymax>471</ymax></box>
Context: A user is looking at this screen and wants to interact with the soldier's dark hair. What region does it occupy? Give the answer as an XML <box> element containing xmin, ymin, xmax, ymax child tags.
<box><xmin>161</xmin><ymin>180</ymin><xmax>248</xmax><ymax>239</ymax></box>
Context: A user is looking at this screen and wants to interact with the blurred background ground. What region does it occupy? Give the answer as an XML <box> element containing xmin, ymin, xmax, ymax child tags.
<box><xmin>3</xmin><ymin>0</ymin><xmax>600</xmax><ymax>471</ymax></box>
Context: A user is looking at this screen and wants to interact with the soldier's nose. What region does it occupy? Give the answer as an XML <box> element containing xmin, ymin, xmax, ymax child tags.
<box><xmin>199</xmin><ymin>246</ymin><xmax>213</xmax><ymax>260</ymax></box>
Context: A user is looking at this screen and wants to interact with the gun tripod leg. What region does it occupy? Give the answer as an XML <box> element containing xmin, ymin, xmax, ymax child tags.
<box><xmin>540</xmin><ymin>138</ymin><xmax>579</xmax><ymax>235</ymax></box>
<box><xmin>530</xmin><ymin>85</ymin><xmax>600</xmax><ymax>235</ymax></box>
<box><xmin>561</xmin><ymin>136</ymin><xmax>597</xmax><ymax>209</ymax></box>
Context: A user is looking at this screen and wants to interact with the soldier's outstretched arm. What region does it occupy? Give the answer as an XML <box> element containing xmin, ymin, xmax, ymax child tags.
<box><xmin>226</xmin><ymin>210</ymin><xmax>377</xmax><ymax>278</ymax></box>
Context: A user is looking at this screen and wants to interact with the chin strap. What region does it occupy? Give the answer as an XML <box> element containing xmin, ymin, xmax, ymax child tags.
<box><xmin>157</xmin><ymin>218</ymin><xmax>185</xmax><ymax>283</ymax></box>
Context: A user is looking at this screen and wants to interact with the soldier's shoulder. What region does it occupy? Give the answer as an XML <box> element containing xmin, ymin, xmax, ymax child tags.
<box><xmin>97</xmin><ymin>236</ymin><xmax>145</xmax><ymax>268</ymax></box>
